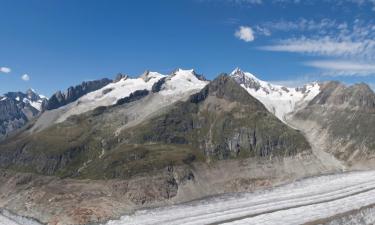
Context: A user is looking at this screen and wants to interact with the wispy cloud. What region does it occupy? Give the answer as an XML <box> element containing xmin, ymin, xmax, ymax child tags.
<box><xmin>235</xmin><ymin>26</ymin><xmax>255</xmax><ymax>42</ymax></box>
<box><xmin>260</xmin><ymin>37</ymin><xmax>368</xmax><ymax>57</ymax></box>
<box><xmin>272</xmin><ymin>0</ymin><xmax>375</xmax><ymax>10</ymax></box>
<box><xmin>0</xmin><ymin>67</ymin><xmax>11</xmax><ymax>73</ymax></box>
<box><xmin>259</xmin><ymin>19</ymin><xmax>375</xmax><ymax>61</ymax></box>
<box><xmin>203</xmin><ymin>0</ymin><xmax>375</xmax><ymax>10</ymax></box>
<box><xmin>305</xmin><ymin>60</ymin><xmax>375</xmax><ymax>76</ymax></box>
<box><xmin>21</xmin><ymin>74</ymin><xmax>30</xmax><ymax>81</ymax></box>
<box><xmin>258</xmin><ymin>18</ymin><xmax>339</xmax><ymax>33</ymax></box>
<box><xmin>254</xmin><ymin>25</ymin><xmax>271</xmax><ymax>36</ymax></box>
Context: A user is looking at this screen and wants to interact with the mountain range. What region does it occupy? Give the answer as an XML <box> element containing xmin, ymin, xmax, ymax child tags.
<box><xmin>0</xmin><ymin>68</ymin><xmax>374</xmax><ymax>224</ymax></box>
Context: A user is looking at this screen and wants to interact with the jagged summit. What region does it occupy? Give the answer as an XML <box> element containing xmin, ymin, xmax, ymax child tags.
<box><xmin>231</xmin><ymin>67</ymin><xmax>258</xmax><ymax>80</ymax></box>
<box><xmin>114</xmin><ymin>73</ymin><xmax>129</xmax><ymax>83</ymax></box>
<box><xmin>51</xmin><ymin>69</ymin><xmax>208</xmax><ymax>123</ymax></box>
<box><xmin>140</xmin><ymin>70</ymin><xmax>165</xmax><ymax>82</ymax></box>
<box><xmin>149</xmin><ymin>69</ymin><xmax>208</xmax><ymax>95</ymax></box>
<box><xmin>1</xmin><ymin>89</ymin><xmax>47</xmax><ymax>111</ymax></box>
<box><xmin>46</xmin><ymin>78</ymin><xmax>112</xmax><ymax>110</ymax></box>
<box><xmin>0</xmin><ymin>88</ymin><xmax>48</xmax><ymax>139</ymax></box>
<box><xmin>230</xmin><ymin>68</ymin><xmax>263</xmax><ymax>91</ymax></box>
<box><xmin>230</xmin><ymin>68</ymin><xmax>321</xmax><ymax>122</ymax></box>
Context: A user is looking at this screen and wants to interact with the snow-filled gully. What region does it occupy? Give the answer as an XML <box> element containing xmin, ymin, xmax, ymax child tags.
<box><xmin>106</xmin><ymin>170</ymin><xmax>375</xmax><ymax>225</ymax></box>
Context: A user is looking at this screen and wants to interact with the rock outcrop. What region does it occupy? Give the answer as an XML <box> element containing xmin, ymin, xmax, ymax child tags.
<box><xmin>0</xmin><ymin>89</ymin><xmax>47</xmax><ymax>140</ymax></box>
<box><xmin>45</xmin><ymin>78</ymin><xmax>112</xmax><ymax>110</ymax></box>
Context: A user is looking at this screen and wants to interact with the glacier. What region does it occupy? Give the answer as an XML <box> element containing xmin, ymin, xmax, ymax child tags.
<box><xmin>105</xmin><ymin>170</ymin><xmax>375</xmax><ymax>225</ymax></box>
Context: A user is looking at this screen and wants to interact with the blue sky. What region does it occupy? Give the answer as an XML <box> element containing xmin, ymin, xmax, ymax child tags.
<box><xmin>1</xmin><ymin>0</ymin><xmax>375</xmax><ymax>96</ymax></box>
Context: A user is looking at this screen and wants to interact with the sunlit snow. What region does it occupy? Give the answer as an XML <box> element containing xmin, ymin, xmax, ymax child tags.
<box><xmin>230</xmin><ymin>68</ymin><xmax>320</xmax><ymax>122</ymax></box>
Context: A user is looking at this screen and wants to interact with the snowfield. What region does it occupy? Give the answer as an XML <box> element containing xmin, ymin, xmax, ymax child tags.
<box><xmin>230</xmin><ymin>68</ymin><xmax>320</xmax><ymax>122</ymax></box>
<box><xmin>55</xmin><ymin>69</ymin><xmax>207</xmax><ymax>123</ymax></box>
<box><xmin>56</xmin><ymin>71</ymin><xmax>165</xmax><ymax>123</ymax></box>
<box><xmin>105</xmin><ymin>170</ymin><xmax>375</xmax><ymax>225</ymax></box>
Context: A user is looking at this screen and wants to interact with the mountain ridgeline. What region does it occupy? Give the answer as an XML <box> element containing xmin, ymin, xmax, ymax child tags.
<box><xmin>45</xmin><ymin>78</ymin><xmax>112</xmax><ymax>110</ymax></box>
<box><xmin>1</xmin><ymin>68</ymin><xmax>375</xmax><ymax>225</ymax></box>
<box><xmin>121</xmin><ymin>74</ymin><xmax>310</xmax><ymax>160</ymax></box>
<box><xmin>289</xmin><ymin>81</ymin><xmax>375</xmax><ymax>166</ymax></box>
<box><xmin>0</xmin><ymin>74</ymin><xmax>310</xmax><ymax>179</ymax></box>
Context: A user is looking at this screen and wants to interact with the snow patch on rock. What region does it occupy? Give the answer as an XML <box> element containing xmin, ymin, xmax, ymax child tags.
<box><xmin>230</xmin><ymin>68</ymin><xmax>320</xmax><ymax>122</ymax></box>
<box><xmin>56</xmin><ymin>71</ymin><xmax>165</xmax><ymax>122</ymax></box>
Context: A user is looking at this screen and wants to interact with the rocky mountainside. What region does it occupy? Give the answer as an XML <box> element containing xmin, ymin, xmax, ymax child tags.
<box><xmin>0</xmin><ymin>73</ymin><xmax>310</xmax><ymax>178</ymax></box>
<box><xmin>230</xmin><ymin>68</ymin><xmax>321</xmax><ymax>122</ymax></box>
<box><xmin>120</xmin><ymin>74</ymin><xmax>310</xmax><ymax>160</ymax></box>
<box><xmin>287</xmin><ymin>81</ymin><xmax>375</xmax><ymax>167</ymax></box>
<box><xmin>0</xmin><ymin>89</ymin><xmax>47</xmax><ymax>140</ymax></box>
<box><xmin>45</xmin><ymin>78</ymin><xmax>112</xmax><ymax>110</ymax></box>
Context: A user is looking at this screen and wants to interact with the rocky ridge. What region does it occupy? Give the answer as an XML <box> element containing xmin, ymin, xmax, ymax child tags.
<box><xmin>0</xmin><ymin>89</ymin><xmax>47</xmax><ymax>140</ymax></box>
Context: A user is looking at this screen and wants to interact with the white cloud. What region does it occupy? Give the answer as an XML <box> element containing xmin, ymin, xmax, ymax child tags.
<box><xmin>21</xmin><ymin>74</ymin><xmax>30</xmax><ymax>81</ymax></box>
<box><xmin>0</xmin><ymin>67</ymin><xmax>11</xmax><ymax>73</ymax></box>
<box><xmin>259</xmin><ymin>18</ymin><xmax>375</xmax><ymax>59</ymax></box>
<box><xmin>235</xmin><ymin>26</ymin><xmax>255</xmax><ymax>42</ymax></box>
<box><xmin>305</xmin><ymin>60</ymin><xmax>375</xmax><ymax>76</ymax></box>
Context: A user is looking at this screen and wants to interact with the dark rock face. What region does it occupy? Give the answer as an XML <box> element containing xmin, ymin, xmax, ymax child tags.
<box><xmin>114</xmin><ymin>73</ymin><xmax>128</xmax><ymax>83</ymax></box>
<box><xmin>45</xmin><ymin>78</ymin><xmax>112</xmax><ymax>110</ymax></box>
<box><xmin>230</xmin><ymin>68</ymin><xmax>261</xmax><ymax>91</ymax></box>
<box><xmin>151</xmin><ymin>77</ymin><xmax>167</xmax><ymax>93</ymax></box>
<box><xmin>191</xmin><ymin>70</ymin><xmax>207</xmax><ymax>81</ymax></box>
<box><xmin>116</xmin><ymin>90</ymin><xmax>149</xmax><ymax>106</ymax></box>
<box><xmin>0</xmin><ymin>90</ymin><xmax>46</xmax><ymax>139</ymax></box>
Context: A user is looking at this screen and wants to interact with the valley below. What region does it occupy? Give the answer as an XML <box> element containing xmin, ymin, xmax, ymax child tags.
<box><xmin>105</xmin><ymin>170</ymin><xmax>375</xmax><ymax>225</ymax></box>
<box><xmin>3</xmin><ymin>170</ymin><xmax>375</xmax><ymax>225</ymax></box>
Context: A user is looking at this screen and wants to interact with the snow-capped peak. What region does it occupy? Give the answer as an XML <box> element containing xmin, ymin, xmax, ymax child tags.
<box><xmin>54</xmin><ymin>69</ymin><xmax>209</xmax><ymax>123</ymax></box>
<box><xmin>140</xmin><ymin>70</ymin><xmax>164</xmax><ymax>82</ymax></box>
<box><xmin>55</xmin><ymin>71</ymin><xmax>166</xmax><ymax>122</ymax></box>
<box><xmin>172</xmin><ymin>68</ymin><xmax>196</xmax><ymax>79</ymax></box>
<box><xmin>230</xmin><ymin>68</ymin><xmax>321</xmax><ymax>122</ymax></box>
<box><xmin>0</xmin><ymin>89</ymin><xmax>47</xmax><ymax>111</ymax></box>
<box><xmin>158</xmin><ymin>68</ymin><xmax>208</xmax><ymax>96</ymax></box>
